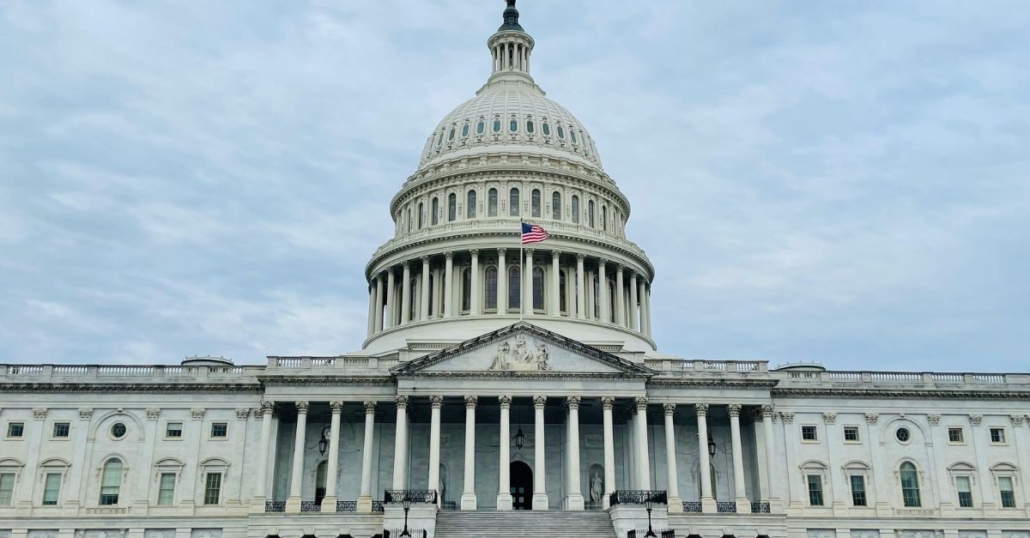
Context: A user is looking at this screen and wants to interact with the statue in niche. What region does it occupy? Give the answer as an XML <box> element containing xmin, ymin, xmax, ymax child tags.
<box><xmin>590</xmin><ymin>471</ymin><xmax>604</xmax><ymax>502</ymax></box>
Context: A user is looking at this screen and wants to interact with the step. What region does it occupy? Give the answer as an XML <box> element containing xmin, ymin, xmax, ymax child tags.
<box><xmin>434</xmin><ymin>511</ymin><xmax>617</xmax><ymax>538</ymax></box>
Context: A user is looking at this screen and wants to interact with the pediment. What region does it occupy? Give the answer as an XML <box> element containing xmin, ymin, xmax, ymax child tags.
<box><xmin>392</xmin><ymin>322</ymin><xmax>653</xmax><ymax>377</ymax></box>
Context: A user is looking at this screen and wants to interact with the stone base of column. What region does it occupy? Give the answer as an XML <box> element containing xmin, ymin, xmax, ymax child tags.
<box><xmin>249</xmin><ymin>496</ymin><xmax>266</xmax><ymax>514</ymax></box>
<box><xmin>357</xmin><ymin>495</ymin><xmax>373</xmax><ymax>513</ymax></box>
<box><xmin>496</xmin><ymin>492</ymin><xmax>513</xmax><ymax>510</ymax></box>
<box><xmin>285</xmin><ymin>496</ymin><xmax>302</xmax><ymax>513</ymax></box>
<box><xmin>565</xmin><ymin>493</ymin><xmax>585</xmax><ymax>511</ymax></box>
<box><xmin>701</xmin><ymin>497</ymin><xmax>716</xmax><ymax>514</ymax></box>
<box><xmin>667</xmin><ymin>496</ymin><xmax>683</xmax><ymax>514</ymax></box>
<box><xmin>321</xmin><ymin>495</ymin><xmax>338</xmax><ymax>513</ymax></box>
<box><xmin>461</xmin><ymin>493</ymin><xmax>478</xmax><ymax>511</ymax></box>
<box><xmin>735</xmin><ymin>498</ymin><xmax>751</xmax><ymax>513</ymax></box>
<box><xmin>532</xmin><ymin>492</ymin><xmax>549</xmax><ymax>511</ymax></box>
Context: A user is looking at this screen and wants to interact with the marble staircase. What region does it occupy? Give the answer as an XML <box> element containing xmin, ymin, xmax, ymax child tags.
<box><xmin>434</xmin><ymin>510</ymin><xmax>618</xmax><ymax>538</ymax></box>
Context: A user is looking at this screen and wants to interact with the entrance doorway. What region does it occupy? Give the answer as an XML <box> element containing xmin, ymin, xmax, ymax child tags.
<box><xmin>510</xmin><ymin>461</ymin><xmax>534</xmax><ymax>510</ymax></box>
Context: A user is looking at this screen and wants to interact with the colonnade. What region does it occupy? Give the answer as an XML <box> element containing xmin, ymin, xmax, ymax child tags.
<box><xmin>366</xmin><ymin>249</ymin><xmax>653</xmax><ymax>339</ymax></box>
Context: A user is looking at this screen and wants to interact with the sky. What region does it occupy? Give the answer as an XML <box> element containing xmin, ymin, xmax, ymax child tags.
<box><xmin>1</xmin><ymin>1</ymin><xmax>1027</xmax><ymax>372</ymax></box>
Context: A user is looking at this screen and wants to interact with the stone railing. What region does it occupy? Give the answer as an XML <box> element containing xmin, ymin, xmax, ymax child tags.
<box><xmin>266</xmin><ymin>356</ymin><xmax>398</xmax><ymax>373</ymax></box>
<box><xmin>645</xmin><ymin>359</ymin><xmax>770</xmax><ymax>375</ymax></box>
<box><xmin>777</xmin><ymin>370</ymin><xmax>1030</xmax><ymax>389</ymax></box>
<box><xmin>0</xmin><ymin>364</ymin><xmax>262</xmax><ymax>382</ymax></box>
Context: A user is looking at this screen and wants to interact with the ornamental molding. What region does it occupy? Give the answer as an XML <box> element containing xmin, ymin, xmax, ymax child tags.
<box><xmin>33</xmin><ymin>408</ymin><xmax>47</xmax><ymax>420</ymax></box>
<box><xmin>191</xmin><ymin>408</ymin><xmax>205</xmax><ymax>420</ymax></box>
<box><xmin>927</xmin><ymin>414</ymin><xmax>941</xmax><ymax>426</ymax></box>
<box><xmin>969</xmin><ymin>414</ymin><xmax>983</xmax><ymax>426</ymax></box>
<box><xmin>145</xmin><ymin>408</ymin><xmax>160</xmax><ymax>420</ymax></box>
<box><xmin>648</xmin><ymin>379</ymin><xmax>779</xmax><ymax>390</ymax></box>
<box><xmin>1011</xmin><ymin>415</ymin><xmax>1025</xmax><ymax>426</ymax></box>
<box><xmin>781</xmin><ymin>412</ymin><xmax>795</xmax><ymax>424</ymax></box>
<box><xmin>234</xmin><ymin>408</ymin><xmax>250</xmax><ymax>420</ymax></box>
<box><xmin>865</xmin><ymin>413</ymin><xmax>879</xmax><ymax>425</ymax></box>
<box><xmin>79</xmin><ymin>408</ymin><xmax>94</xmax><ymax>420</ymax></box>
<box><xmin>823</xmin><ymin>412</ymin><xmax>837</xmax><ymax>425</ymax></box>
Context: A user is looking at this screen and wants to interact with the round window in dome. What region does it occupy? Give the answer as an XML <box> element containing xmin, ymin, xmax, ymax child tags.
<box><xmin>510</xmin><ymin>119</ymin><xmax>518</xmax><ymax>133</ymax></box>
<box><xmin>896</xmin><ymin>427</ymin><xmax>911</xmax><ymax>443</ymax></box>
<box><xmin>526</xmin><ymin>120</ymin><xmax>534</xmax><ymax>134</ymax></box>
<box><xmin>111</xmin><ymin>423</ymin><xmax>127</xmax><ymax>439</ymax></box>
<box><xmin>461</xmin><ymin>123</ymin><xmax>470</xmax><ymax>137</ymax></box>
<box><xmin>493</xmin><ymin>119</ymin><xmax>502</xmax><ymax>133</ymax></box>
<box><xmin>477</xmin><ymin>120</ymin><xmax>485</xmax><ymax>135</ymax></box>
<box><xmin>542</xmin><ymin>122</ymin><xmax>551</xmax><ymax>136</ymax></box>
<box><xmin>557</xmin><ymin>126</ymin><xmax>565</xmax><ymax>139</ymax></box>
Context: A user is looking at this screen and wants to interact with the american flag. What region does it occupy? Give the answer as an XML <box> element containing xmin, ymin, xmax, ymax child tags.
<box><xmin>521</xmin><ymin>222</ymin><xmax>550</xmax><ymax>244</ymax></box>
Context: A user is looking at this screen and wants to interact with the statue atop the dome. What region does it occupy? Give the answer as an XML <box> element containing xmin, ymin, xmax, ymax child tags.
<box><xmin>499</xmin><ymin>0</ymin><xmax>524</xmax><ymax>32</ymax></box>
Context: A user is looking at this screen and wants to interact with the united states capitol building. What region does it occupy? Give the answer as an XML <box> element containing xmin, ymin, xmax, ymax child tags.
<box><xmin>1</xmin><ymin>3</ymin><xmax>1028</xmax><ymax>538</ymax></box>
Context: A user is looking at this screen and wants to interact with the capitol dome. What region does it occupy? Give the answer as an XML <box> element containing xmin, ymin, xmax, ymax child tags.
<box><xmin>362</xmin><ymin>0</ymin><xmax>656</xmax><ymax>356</ymax></box>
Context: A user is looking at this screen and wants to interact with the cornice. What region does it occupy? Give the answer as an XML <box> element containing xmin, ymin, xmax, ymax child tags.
<box><xmin>771</xmin><ymin>387</ymin><xmax>1030</xmax><ymax>400</ymax></box>
<box><xmin>648</xmin><ymin>379</ymin><xmax>779</xmax><ymax>390</ymax></box>
<box><xmin>396</xmin><ymin>371</ymin><xmax>649</xmax><ymax>381</ymax></box>
<box><xmin>261</xmin><ymin>376</ymin><xmax>395</xmax><ymax>387</ymax></box>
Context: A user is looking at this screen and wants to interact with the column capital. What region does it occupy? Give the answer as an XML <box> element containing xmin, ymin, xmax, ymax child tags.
<box><xmin>598</xmin><ymin>258</ymin><xmax>608</xmax><ymax>268</ymax></box>
<box><xmin>465</xmin><ymin>395</ymin><xmax>478</xmax><ymax>409</ymax></box>
<box><xmin>236</xmin><ymin>408</ymin><xmax>251</xmax><ymax>420</ymax></box>
<box><xmin>760</xmin><ymin>404</ymin><xmax>775</xmax><ymax>418</ymax></box>
<box><xmin>566</xmin><ymin>396</ymin><xmax>581</xmax><ymax>410</ymax></box>
<box><xmin>663</xmin><ymin>403</ymin><xmax>676</xmax><ymax>416</ymax></box>
<box><xmin>576</xmin><ymin>253</ymin><xmax>586</xmax><ymax>262</ymax></box>
<box><xmin>295</xmin><ymin>401</ymin><xmax>310</xmax><ymax>413</ymax></box>
<box><xmin>552</xmin><ymin>250</ymin><xmax>562</xmax><ymax>258</ymax></box>
<box><xmin>526</xmin><ymin>248</ymin><xmax>534</xmax><ymax>256</ymax></box>
<box><xmin>728</xmin><ymin>404</ymin><xmax>742</xmax><ymax>417</ymax></box>
<box><xmin>430</xmin><ymin>395</ymin><xmax>444</xmax><ymax>409</ymax></box>
<box><xmin>615</xmin><ymin>264</ymin><xmax>624</xmax><ymax>274</ymax></box>
<box><xmin>634</xmin><ymin>396</ymin><xmax>648</xmax><ymax>411</ymax></box>
<box><xmin>445</xmin><ymin>251</ymin><xmax>455</xmax><ymax>260</ymax></box>
<box><xmin>395</xmin><ymin>395</ymin><xmax>409</xmax><ymax>409</ymax></box>
<box><xmin>364</xmin><ymin>401</ymin><xmax>377</xmax><ymax>414</ymax></box>
<box><xmin>499</xmin><ymin>395</ymin><xmax>512</xmax><ymax>409</ymax></box>
<box><xmin>260</xmin><ymin>400</ymin><xmax>275</xmax><ymax>415</ymax></box>
<box><xmin>781</xmin><ymin>412</ymin><xmax>795</xmax><ymax>424</ymax></box>
<box><xmin>470</xmin><ymin>248</ymin><xmax>479</xmax><ymax>256</ymax></box>
<box><xmin>421</xmin><ymin>255</ymin><xmax>430</xmax><ymax>264</ymax></box>
<box><xmin>601</xmin><ymin>396</ymin><xmax>615</xmax><ymax>410</ymax></box>
<box><xmin>534</xmin><ymin>395</ymin><xmax>547</xmax><ymax>409</ymax></box>
<box><xmin>498</xmin><ymin>247</ymin><xmax>507</xmax><ymax>256</ymax></box>
<box><xmin>695</xmin><ymin>403</ymin><xmax>709</xmax><ymax>416</ymax></box>
<box><xmin>402</xmin><ymin>261</ymin><xmax>410</xmax><ymax>269</ymax></box>
<box><xmin>329</xmin><ymin>401</ymin><xmax>343</xmax><ymax>413</ymax></box>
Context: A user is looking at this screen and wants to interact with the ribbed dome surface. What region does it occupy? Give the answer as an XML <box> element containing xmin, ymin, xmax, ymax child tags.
<box><xmin>418</xmin><ymin>84</ymin><xmax>603</xmax><ymax>171</ymax></box>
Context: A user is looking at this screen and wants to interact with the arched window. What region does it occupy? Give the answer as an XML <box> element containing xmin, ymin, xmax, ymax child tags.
<box><xmin>476</xmin><ymin>119</ymin><xmax>485</xmax><ymax>135</ymax></box>
<box><xmin>571</xmin><ymin>195</ymin><xmax>580</xmax><ymax>224</ymax></box>
<box><xmin>488</xmin><ymin>188</ymin><xmax>498</xmax><ymax>217</ymax></box>
<box><xmin>559</xmin><ymin>272</ymin><xmax>567</xmax><ymax>313</ymax></box>
<box><xmin>493</xmin><ymin>117</ymin><xmax>502</xmax><ymax>133</ymax></box>
<box><xmin>461</xmin><ymin>122</ymin><xmax>470</xmax><ymax>138</ymax></box>
<box><xmin>602</xmin><ymin>205</ymin><xmax>608</xmax><ymax>232</ymax></box>
<box><xmin>431</xmin><ymin>198</ymin><xmax>439</xmax><ymax>225</ymax></box>
<box><xmin>900</xmin><ymin>462</ymin><xmax>921</xmax><ymax>507</ymax></box>
<box><xmin>509</xmin><ymin>117</ymin><xmax>518</xmax><ymax>133</ymax></box>
<box><xmin>542</xmin><ymin>122</ymin><xmax>551</xmax><ymax>136</ymax></box>
<box><xmin>467</xmin><ymin>190</ymin><xmax>477</xmax><ymax>218</ymax></box>
<box><xmin>448</xmin><ymin>126</ymin><xmax>455</xmax><ymax>141</ymax></box>
<box><xmin>557</xmin><ymin>125</ymin><xmax>565</xmax><ymax>139</ymax></box>
<box><xmin>532</xmin><ymin>267</ymin><xmax>544</xmax><ymax>311</ymax></box>
<box><xmin>315</xmin><ymin>461</ymin><xmax>328</xmax><ymax>505</ymax></box>
<box><xmin>436</xmin><ymin>129</ymin><xmax>444</xmax><ymax>148</ymax></box>
<box><xmin>552</xmin><ymin>192</ymin><xmax>561</xmax><ymax>220</ymax></box>
<box><xmin>418</xmin><ymin>202</ymin><xmax>424</xmax><ymax>229</ymax></box>
<box><xmin>531</xmin><ymin>189</ymin><xmax>541</xmax><ymax>218</ymax></box>
<box><xmin>485</xmin><ymin>267</ymin><xmax>498</xmax><ymax>311</ymax></box>
<box><xmin>509</xmin><ymin>188</ymin><xmax>520</xmax><ymax>216</ymax></box>
<box><xmin>526</xmin><ymin>118</ymin><xmax>535</xmax><ymax>133</ymax></box>
<box><xmin>448</xmin><ymin>193</ymin><xmax>456</xmax><ymax>222</ymax></box>
<box><xmin>588</xmin><ymin>200</ymin><xmax>596</xmax><ymax>228</ymax></box>
<box><xmin>508</xmin><ymin>266</ymin><xmax>521</xmax><ymax>310</ymax></box>
<box><xmin>570</xmin><ymin>128</ymin><xmax>578</xmax><ymax>144</ymax></box>
<box><xmin>99</xmin><ymin>459</ymin><xmax>123</xmax><ymax>505</ymax></box>
<box><xmin>461</xmin><ymin>269</ymin><xmax>471</xmax><ymax>312</ymax></box>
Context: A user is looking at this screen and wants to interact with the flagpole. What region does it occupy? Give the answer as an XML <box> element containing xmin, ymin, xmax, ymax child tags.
<box><xmin>519</xmin><ymin>219</ymin><xmax>524</xmax><ymax>322</ymax></box>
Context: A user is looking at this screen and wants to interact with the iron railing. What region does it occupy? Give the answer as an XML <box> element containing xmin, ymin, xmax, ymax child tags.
<box><xmin>264</xmin><ymin>500</ymin><xmax>286</xmax><ymax>512</ymax></box>
<box><xmin>609</xmin><ymin>490</ymin><xmax>668</xmax><ymax>506</ymax></box>
<box><xmin>751</xmin><ymin>501</ymin><xmax>771</xmax><ymax>513</ymax></box>
<box><xmin>716</xmin><ymin>501</ymin><xmax>737</xmax><ymax>513</ymax></box>
<box><xmin>682</xmin><ymin>501</ymin><xmax>702</xmax><ymax>513</ymax></box>
<box><xmin>661</xmin><ymin>531</ymin><xmax>675</xmax><ymax>538</ymax></box>
<box><xmin>383</xmin><ymin>530</ymin><xmax>427</xmax><ymax>538</ymax></box>
<box><xmin>373</xmin><ymin>500</ymin><xmax>385</xmax><ymax>512</ymax></box>
<box><xmin>383</xmin><ymin>490</ymin><xmax>438</xmax><ymax>504</ymax></box>
<box><xmin>300</xmin><ymin>501</ymin><xmax>321</xmax><ymax>512</ymax></box>
<box><xmin>336</xmin><ymin>501</ymin><xmax>357</xmax><ymax>512</ymax></box>
<box><xmin>627</xmin><ymin>531</ymin><xmax>676</xmax><ymax>538</ymax></box>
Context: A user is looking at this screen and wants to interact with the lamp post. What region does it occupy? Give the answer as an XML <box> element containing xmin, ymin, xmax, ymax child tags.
<box><xmin>400</xmin><ymin>495</ymin><xmax>412</xmax><ymax>537</ymax></box>
<box><xmin>644</xmin><ymin>495</ymin><xmax>656</xmax><ymax>538</ymax></box>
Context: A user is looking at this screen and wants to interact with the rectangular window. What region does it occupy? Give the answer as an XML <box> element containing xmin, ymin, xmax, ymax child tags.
<box><xmin>807</xmin><ymin>475</ymin><xmax>824</xmax><ymax>506</ymax></box>
<box><xmin>42</xmin><ymin>473</ymin><xmax>61</xmax><ymax>506</ymax></box>
<box><xmin>956</xmin><ymin>476</ymin><xmax>973</xmax><ymax>507</ymax></box>
<box><xmin>843</xmin><ymin>426</ymin><xmax>860</xmax><ymax>442</ymax></box>
<box><xmin>990</xmin><ymin>428</ymin><xmax>1006</xmax><ymax>444</ymax></box>
<box><xmin>158</xmin><ymin>473</ymin><xmax>176</xmax><ymax>506</ymax></box>
<box><xmin>7</xmin><ymin>422</ymin><xmax>24</xmax><ymax>438</ymax></box>
<box><xmin>166</xmin><ymin>422</ymin><xmax>182</xmax><ymax>438</ymax></box>
<box><xmin>999</xmin><ymin>476</ymin><xmax>1016</xmax><ymax>508</ymax></box>
<box><xmin>204</xmin><ymin>473</ymin><xmax>222</xmax><ymax>505</ymax></box>
<box><xmin>801</xmin><ymin>425</ymin><xmax>818</xmax><ymax>441</ymax></box>
<box><xmin>0</xmin><ymin>473</ymin><xmax>15</xmax><ymax>506</ymax></box>
<box><xmin>849</xmin><ymin>475</ymin><xmax>866</xmax><ymax>506</ymax></box>
<box><xmin>52</xmin><ymin>422</ymin><xmax>70</xmax><ymax>438</ymax></box>
<box><xmin>948</xmin><ymin>427</ymin><xmax>964</xmax><ymax>443</ymax></box>
<box><xmin>210</xmin><ymin>423</ymin><xmax>228</xmax><ymax>438</ymax></box>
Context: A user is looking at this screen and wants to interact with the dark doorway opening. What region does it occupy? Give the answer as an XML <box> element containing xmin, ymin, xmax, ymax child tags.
<box><xmin>510</xmin><ymin>461</ymin><xmax>533</xmax><ymax>510</ymax></box>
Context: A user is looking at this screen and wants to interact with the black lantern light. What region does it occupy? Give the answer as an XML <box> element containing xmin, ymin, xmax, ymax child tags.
<box><xmin>707</xmin><ymin>433</ymin><xmax>716</xmax><ymax>458</ymax></box>
<box><xmin>513</xmin><ymin>406</ymin><xmax>525</xmax><ymax>451</ymax></box>
<box><xmin>400</xmin><ymin>493</ymin><xmax>412</xmax><ymax>537</ymax></box>
<box><xmin>318</xmin><ymin>425</ymin><xmax>330</xmax><ymax>456</ymax></box>
<box><xmin>644</xmin><ymin>494</ymin><xmax>657</xmax><ymax>538</ymax></box>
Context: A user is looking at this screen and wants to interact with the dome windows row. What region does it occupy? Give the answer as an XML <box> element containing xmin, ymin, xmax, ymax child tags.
<box><xmin>425</xmin><ymin>114</ymin><xmax>599</xmax><ymax>162</ymax></box>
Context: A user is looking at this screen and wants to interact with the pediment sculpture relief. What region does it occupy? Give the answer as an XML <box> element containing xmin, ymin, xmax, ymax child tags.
<box><xmin>489</xmin><ymin>334</ymin><xmax>551</xmax><ymax>371</ymax></box>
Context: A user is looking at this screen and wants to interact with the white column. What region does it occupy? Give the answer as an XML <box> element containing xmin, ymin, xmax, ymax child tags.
<box><xmin>355</xmin><ymin>401</ymin><xmax>376</xmax><ymax>512</ymax></box>
<box><xmin>697</xmin><ymin>403</ymin><xmax>715</xmax><ymax>513</ymax></box>
<box><xmin>729</xmin><ymin>404</ymin><xmax>751</xmax><ymax>513</ymax></box>
<box><xmin>575</xmin><ymin>254</ymin><xmax>586</xmax><ymax>319</ymax></box>
<box><xmin>427</xmin><ymin>396</ymin><xmax>443</xmax><ymax>503</ymax></box>
<box><xmin>385</xmin><ymin>269</ymin><xmax>396</xmax><ymax>329</ymax></box>
<box><xmin>637</xmin><ymin>279</ymin><xmax>646</xmax><ymax>335</ymax></box>
<box><xmin>566</xmin><ymin>396</ymin><xmax>585</xmax><ymax>510</ymax></box>
<box><xmin>498</xmin><ymin>248</ymin><xmax>508</xmax><ymax>313</ymax></box>
<box><xmin>420</xmin><ymin>257</ymin><xmax>431</xmax><ymax>321</ymax></box>
<box><xmin>601</xmin><ymin>397</ymin><xmax>617</xmax><ymax>509</ymax></box>
<box><xmin>321</xmin><ymin>401</ymin><xmax>343</xmax><ymax>511</ymax></box>
<box><xmin>550</xmin><ymin>251</ymin><xmax>561</xmax><ymax>316</ymax></box>
<box><xmin>598</xmin><ymin>259</ymin><xmax>609</xmax><ymax>323</ymax></box>
<box><xmin>401</xmin><ymin>262</ymin><xmax>412</xmax><ymax>325</ymax></box>
<box><xmin>250</xmin><ymin>401</ymin><xmax>275</xmax><ymax>512</ymax></box>
<box><xmin>664</xmin><ymin>404</ymin><xmax>683</xmax><ymax>513</ymax></box>
<box><xmin>524</xmin><ymin>248</ymin><xmax>534</xmax><ymax>314</ymax></box>
<box><xmin>285</xmin><ymin>401</ymin><xmax>308</xmax><ymax>513</ymax></box>
<box><xmin>470</xmin><ymin>249</ymin><xmax>480</xmax><ymax>315</ymax></box>
<box><xmin>761</xmin><ymin>405</ymin><xmax>778</xmax><ymax>507</ymax></box>
<box><xmin>532</xmin><ymin>396</ymin><xmax>549</xmax><ymax>510</ymax></box>
<box><xmin>444</xmin><ymin>252</ymin><xmax>454</xmax><ymax>317</ymax></box>
<box><xmin>392</xmin><ymin>396</ymin><xmax>409</xmax><ymax>490</ymax></box>
<box><xmin>461</xmin><ymin>396</ymin><xmax>478</xmax><ymax>510</ymax></box>
<box><xmin>634</xmin><ymin>397</ymin><xmax>651</xmax><ymax>490</ymax></box>
<box><xmin>629</xmin><ymin>272</ymin><xmax>639</xmax><ymax>330</ymax></box>
<box><xmin>374</xmin><ymin>275</ymin><xmax>384</xmax><ymax>333</ymax></box>
<box><xmin>615</xmin><ymin>265</ymin><xmax>626</xmax><ymax>326</ymax></box>
<box><xmin>366</xmin><ymin>284</ymin><xmax>376</xmax><ymax>338</ymax></box>
<box><xmin>645</xmin><ymin>284</ymin><xmax>653</xmax><ymax>336</ymax></box>
<box><xmin>497</xmin><ymin>396</ymin><xmax>514</xmax><ymax>510</ymax></box>
<box><xmin>1011</xmin><ymin>415</ymin><xmax>1030</xmax><ymax>514</ymax></box>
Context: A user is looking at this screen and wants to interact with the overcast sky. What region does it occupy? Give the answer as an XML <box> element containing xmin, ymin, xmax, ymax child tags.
<box><xmin>1</xmin><ymin>1</ymin><xmax>1027</xmax><ymax>371</ymax></box>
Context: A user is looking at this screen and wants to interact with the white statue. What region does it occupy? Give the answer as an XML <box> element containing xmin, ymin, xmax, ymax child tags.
<box><xmin>590</xmin><ymin>471</ymin><xmax>604</xmax><ymax>502</ymax></box>
<box><xmin>489</xmin><ymin>342</ymin><xmax>511</xmax><ymax>370</ymax></box>
<box><xmin>535</xmin><ymin>343</ymin><xmax>550</xmax><ymax>370</ymax></box>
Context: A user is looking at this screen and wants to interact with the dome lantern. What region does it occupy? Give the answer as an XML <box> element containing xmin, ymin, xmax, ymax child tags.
<box><xmin>488</xmin><ymin>0</ymin><xmax>535</xmax><ymax>84</ymax></box>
